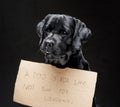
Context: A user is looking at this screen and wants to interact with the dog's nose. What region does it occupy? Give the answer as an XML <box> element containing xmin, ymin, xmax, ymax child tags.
<box><xmin>45</xmin><ymin>40</ymin><xmax>55</xmax><ymax>48</ymax></box>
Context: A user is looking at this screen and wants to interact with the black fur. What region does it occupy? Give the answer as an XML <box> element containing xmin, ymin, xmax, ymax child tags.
<box><xmin>37</xmin><ymin>14</ymin><xmax>96</xmax><ymax>107</ymax></box>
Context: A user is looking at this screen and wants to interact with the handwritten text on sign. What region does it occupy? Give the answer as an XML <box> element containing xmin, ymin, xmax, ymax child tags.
<box><xmin>13</xmin><ymin>60</ymin><xmax>97</xmax><ymax>107</ymax></box>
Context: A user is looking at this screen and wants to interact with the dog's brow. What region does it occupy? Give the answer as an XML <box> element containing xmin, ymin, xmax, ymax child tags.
<box><xmin>46</xmin><ymin>16</ymin><xmax>55</xmax><ymax>26</ymax></box>
<box><xmin>63</xmin><ymin>25</ymin><xmax>70</xmax><ymax>32</ymax></box>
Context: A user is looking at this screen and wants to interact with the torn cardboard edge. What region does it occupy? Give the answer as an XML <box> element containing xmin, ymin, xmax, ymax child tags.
<box><xmin>13</xmin><ymin>60</ymin><xmax>97</xmax><ymax>107</ymax></box>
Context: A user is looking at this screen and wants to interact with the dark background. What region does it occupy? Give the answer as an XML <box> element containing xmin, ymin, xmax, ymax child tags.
<box><xmin>0</xmin><ymin>0</ymin><xmax>119</xmax><ymax>107</ymax></box>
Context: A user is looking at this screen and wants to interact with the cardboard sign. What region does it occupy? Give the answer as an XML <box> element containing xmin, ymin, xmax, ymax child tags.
<box><xmin>13</xmin><ymin>60</ymin><xmax>97</xmax><ymax>107</ymax></box>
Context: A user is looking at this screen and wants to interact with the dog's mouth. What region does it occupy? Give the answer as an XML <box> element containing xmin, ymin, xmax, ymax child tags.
<box><xmin>40</xmin><ymin>47</ymin><xmax>65</xmax><ymax>59</ymax></box>
<box><xmin>40</xmin><ymin>47</ymin><xmax>72</xmax><ymax>66</ymax></box>
<box><xmin>40</xmin><ymin>45</ymin><xmax>72</xmax><ymax>66</ymax></box>
<box><xmin>45</xmin><ymin>52</ymin><xmax>66</xmax><ymax>60</ymax></box>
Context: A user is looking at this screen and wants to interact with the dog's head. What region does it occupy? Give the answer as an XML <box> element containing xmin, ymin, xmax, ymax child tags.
<box><xmin>37</xmin><ymin>14</ymin><xmax>91</xmax><ymax>66</ymax></box>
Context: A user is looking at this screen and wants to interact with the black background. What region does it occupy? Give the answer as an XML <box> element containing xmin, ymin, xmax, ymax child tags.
<box><xmin>0</xmin><ymin>0</ymin><xmax>119</xmax><ymax>107</ymax></box>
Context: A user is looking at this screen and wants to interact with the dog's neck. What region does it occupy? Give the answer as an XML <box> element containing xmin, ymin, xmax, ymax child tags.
<box><xmin>65</xmin><ymin>54</ymin><xmax>90</xmax><ymax>70</ymax></box>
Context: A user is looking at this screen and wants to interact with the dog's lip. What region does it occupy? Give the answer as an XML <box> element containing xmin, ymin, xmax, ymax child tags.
<box><xmin>40</xmin><ymin>49</ymin><xmax>66</xmax><ymax>59</ymax></box>
<box><xmin>40</xmin><ymin>49</ymin><xmax>50</xmax><ymax>54</ymax></box>
<box><xmin>46</xmin><ymin>52</ymin><xmax>66</xmax><ymax>59</ymax></box>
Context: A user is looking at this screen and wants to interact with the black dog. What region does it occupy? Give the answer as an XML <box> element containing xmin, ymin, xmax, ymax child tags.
<box><xmin>37</xmin><ymin>14</ymin><xmax>96</xmax><ymax>107</ymax></box>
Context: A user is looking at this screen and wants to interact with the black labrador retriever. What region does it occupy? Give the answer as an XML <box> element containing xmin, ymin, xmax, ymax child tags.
<box><xmin>37</xmin><ymin>14</ymin><xmax>96</xmax><ymax>107</ymax></box>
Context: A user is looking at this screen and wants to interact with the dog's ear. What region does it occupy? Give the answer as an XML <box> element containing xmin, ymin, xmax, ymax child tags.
<box><xmin>37</xmin><ymin>19</ymin><xmax>45</xmax><ymax>45</ymax></box>
<box><xmin>36</xmin><ymin>14</ymin><xmax>51</xmax><ymax>45</ymax></box>
<box><xmin>72</xmin><ymin>18</ymin><xmax>92</xmax><ymax>51</ymax></box>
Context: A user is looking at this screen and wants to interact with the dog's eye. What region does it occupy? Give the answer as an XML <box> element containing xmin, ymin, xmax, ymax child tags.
<box><xmin>59</xmin><ymin>30</ymin><xmax>68</xmax><ymax>35</ymax></box>
<box><xmin>63</xmin><ymin>31</ymin><xmax>67</xmax><ymax>35</ymax></box>
<box><xmin>45</xmin><ymin>29</ymin><xmax>51</xmax><ymax>32</ymax></box>
<box><xmin>45</xmin><ymin>27</ymin><xmax>53</xmax><ymax>33</ymax></box>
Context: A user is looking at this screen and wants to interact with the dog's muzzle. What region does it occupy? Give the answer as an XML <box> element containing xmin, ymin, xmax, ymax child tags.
<box><xmin>40</xmin><ymin>39</ymin><xmax>64</xmax><ymax>57</ymax></box>
<box><xmin>45</xmin><ymin>39</ymin><xmax>55</xmax><ymax>49</ymax></box>
<box><xmin>40</xmin><ymin>38</ymin><xmax>55</xmax><ymax>53</ymax></box>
